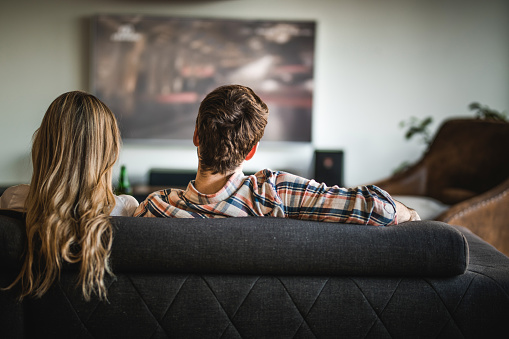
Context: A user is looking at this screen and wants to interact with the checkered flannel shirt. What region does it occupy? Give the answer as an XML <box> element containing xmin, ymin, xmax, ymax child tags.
<box><xmin>134</xmin><ymin>169</ymin><xmax>398</xmax><ymax>226</ymax></box>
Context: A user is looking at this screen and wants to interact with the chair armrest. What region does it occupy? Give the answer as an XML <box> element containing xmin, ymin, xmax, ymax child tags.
<box><xmin>437</xmin><ymin>177</ymin><xmax>509</xmax><ymax>257</ymax></box>
<box><xmin>373</xmin><ymin>162</ymin><xmax>428</xmax><ymax>196</ymax></box>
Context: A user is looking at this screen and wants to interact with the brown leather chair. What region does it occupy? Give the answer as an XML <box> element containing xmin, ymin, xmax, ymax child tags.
<box><xmin>374</xmin><ymin>118</ymin><xmax>509</xmax><ymax>256</ymax></box>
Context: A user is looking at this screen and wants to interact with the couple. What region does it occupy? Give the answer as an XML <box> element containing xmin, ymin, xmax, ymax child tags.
<box><xmin>1</xmin><ymin>85</ymin><xmax>419</xmax><ymax>301</ymax></box>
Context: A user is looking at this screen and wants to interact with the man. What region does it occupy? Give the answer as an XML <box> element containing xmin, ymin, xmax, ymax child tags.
<box><xmin>134</xmin><ymin>84</ymin><xmax>420</xmax><ymax>225</ymax></box>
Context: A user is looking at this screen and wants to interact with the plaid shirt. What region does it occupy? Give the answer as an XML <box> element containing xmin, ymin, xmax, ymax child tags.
<box><xmin>134</xmin><ymin>169</ymin><xmax>398</xmax><ymax>226</ymax></box>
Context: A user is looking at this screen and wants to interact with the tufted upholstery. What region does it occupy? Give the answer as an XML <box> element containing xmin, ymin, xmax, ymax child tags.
<box><xmin>1</xmin><ymin>213</ymin><xmax>509</xmax><ymax>338</ymax></box>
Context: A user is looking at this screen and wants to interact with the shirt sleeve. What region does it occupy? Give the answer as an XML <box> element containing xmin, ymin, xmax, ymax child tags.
<box><xmin>274</xmin><ymin>172</ymin><xmax>397</xmax><ymax>226</ymax></box>
<box><xmin>112</xmin><ymin>195</ymin><xmax>140</xmax><ymax>216</ymax></box>
<box><xmin>133</xmin><ymin>193</ymin><xmax>158</xmax><ymax>217</ymax></box>
<box><xmin>133</xmin><ymin>190</ymin><xmax>175</xmax><ymax>217</ymax></box>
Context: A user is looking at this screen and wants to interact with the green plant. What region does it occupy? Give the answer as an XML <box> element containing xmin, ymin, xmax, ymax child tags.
<box><xmin>394</xmin><ymin>116</ymin><xmax>433</xmax><ymax>174</ymax></box>
<box><xmin>469</xmin><ymin>102</ymin><xmax>508</xmax><ymax>121</ymax></box>
<box><xmin>399</xmin><ymin>116</ymin><xmax>434</xmax><ymax>145</ymax></box>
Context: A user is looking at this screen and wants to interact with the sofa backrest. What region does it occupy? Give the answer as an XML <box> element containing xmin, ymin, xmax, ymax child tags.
<box><xmin>0</xmin><ymin>213</ymin><xmax>469</xmax><ymax>278</ymax></box>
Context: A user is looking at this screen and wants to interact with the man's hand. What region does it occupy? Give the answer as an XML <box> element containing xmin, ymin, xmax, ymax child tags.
<box><xmin>394</xmin><ymin>200</ymin><xmax>421</xmax><ymax>223</ymax></box>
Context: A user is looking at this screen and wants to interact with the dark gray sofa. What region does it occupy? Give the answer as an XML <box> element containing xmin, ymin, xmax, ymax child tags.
<box><xmin>1</xmin><ymin>210</ymin><xmax>508</xmax><ymax>338</ymax></box>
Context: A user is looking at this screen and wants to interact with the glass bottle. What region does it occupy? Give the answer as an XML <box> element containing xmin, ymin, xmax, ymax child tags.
<box><xmin>117</xmin><ymin>165</ymin><xmax>132</xmax><ymax>195</ymax></box>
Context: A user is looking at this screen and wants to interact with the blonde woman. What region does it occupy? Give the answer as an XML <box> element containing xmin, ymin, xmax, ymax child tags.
<box><xmin>0</xmin><ymin>91</ymin><xmax>138</xmax><ymax>301</ymax></box>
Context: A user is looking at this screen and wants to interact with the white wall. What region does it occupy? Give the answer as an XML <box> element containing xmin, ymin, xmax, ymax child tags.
<box><xmin>1</xmin><ymin>0</ymin><xmax>508</xmax><ymax>187</ymax></box>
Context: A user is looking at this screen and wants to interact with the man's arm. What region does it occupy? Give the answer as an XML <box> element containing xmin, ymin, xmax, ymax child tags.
<box><xmin>274</xmin><ymin>172</ymin><xmax>400</xmax><ymax>226</ymax></box>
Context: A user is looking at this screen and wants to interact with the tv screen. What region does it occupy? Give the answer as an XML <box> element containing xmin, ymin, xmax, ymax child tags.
<box><xmin>90</xmin><ymin>14</ymin><xmax>315</xmax><ymax>143</ymax></box>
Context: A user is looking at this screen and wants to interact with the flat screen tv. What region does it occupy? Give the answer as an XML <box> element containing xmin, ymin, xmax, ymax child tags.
<box><xmin>90</xmin><ymin>14</ymin><xmax>315</xmax><ymax>143</ymax></box>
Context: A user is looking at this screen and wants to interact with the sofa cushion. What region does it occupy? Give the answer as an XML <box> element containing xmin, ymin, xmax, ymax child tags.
<box><xmin>0</xmin><ymin>214</ymin><xmax>468</xmax><ymax>278</ymax></box>
<box><xmin>108</xmin><ymin>217</ymin><xmax>467</xmax><ymax>277</ymax></box>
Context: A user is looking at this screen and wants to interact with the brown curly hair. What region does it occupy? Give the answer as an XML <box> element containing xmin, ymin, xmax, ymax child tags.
<box><xmin>195</xmin><ymin>85</ymin><xmax>269</xmax><ymax>174</ymax></box>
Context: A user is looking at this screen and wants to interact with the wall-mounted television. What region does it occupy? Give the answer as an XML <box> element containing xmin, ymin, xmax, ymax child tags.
<box><xmin>90</xmin><ymin>14</ymin><xmax>315</xmax><ymax>143</ymax></box>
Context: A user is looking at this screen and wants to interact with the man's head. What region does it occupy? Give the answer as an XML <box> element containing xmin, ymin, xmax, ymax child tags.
<box><xmin>195</xmin><ymin>85</ymin><xmax>269</xmax><ymax>174</ymax></box>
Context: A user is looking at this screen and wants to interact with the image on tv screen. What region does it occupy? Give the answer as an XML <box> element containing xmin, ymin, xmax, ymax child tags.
<box><xmin>91</xmin><ymin>14</ymin><xmax>315</xmax><ymax>142</ymax></box>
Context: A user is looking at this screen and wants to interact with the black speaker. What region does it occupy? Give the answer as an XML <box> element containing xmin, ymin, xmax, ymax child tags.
<box><xmin>314</xmin><ymin>150</ymin><xmax>344</xmax><ymax>187</ymax></box>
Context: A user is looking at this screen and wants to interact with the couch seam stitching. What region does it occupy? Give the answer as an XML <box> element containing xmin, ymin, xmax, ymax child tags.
<box><xmin>81</xmin><ymin>276</ymin><xmax>116</xmax><ymax>324</ymax></box>
<box><xmin>200</xmin><ymin>275</ymin><xmax>243</xmax><ymax>339</ymax></box>
<box><xmin>350</xmin><ymin>279</ymin><xmax>383</xmax><ymax>338</ymax></box>
<box><xmin>126</xmin><ymin>275</ymin><xmax>171</xmax><ymax>338</ymax></box>
<box><xmin>276</xmin><ymin>276</ymin><xmax>321</xmax><ymax>339</ymax></box>
<box><xmin>375</xmin><ymin>278</ymin><xmax>402</xmax><ymax>338</ymax></box>
<box><xmin>350</xmin><ymin>278</ymin><xmax>393</xmax><ymax>338</ymax></box>
<box><xmin>443</xmin><ymin>189</ymin><xmax>509</xmax><ymax>222</ymax></box>
<box><xmin>466</xmin><ymin>269</ymin><xmax>509</xmax><ymax>300</ymax></box>
<box><xmin>55</xmin><ymin>281</ymin><xmax>95</xmax><ymax>337</ymax></box>
<box><xmin>423</xmin><ymin>278</ymin><xmax>468</xmax><ymax>338</ymax></box>
<box><xmin>158</xmin><ymin>274</ymin><xmax>191</xmax><ymax>333</ymax></box>
<box><xmin>218</xmin><ymin>275</ymin><xmax>262</xmax><ymax>338</ymax></box>
<box><xmin>295</xmin><ymin>277</ymin><xmax>330</xmax><ymax>338</ymax></box>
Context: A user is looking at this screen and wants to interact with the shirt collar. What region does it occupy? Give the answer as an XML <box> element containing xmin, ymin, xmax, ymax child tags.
<box><xmin>183</xmin><ymin>171</ymin><xmax>246</xmax><ymax>204</ymax></box>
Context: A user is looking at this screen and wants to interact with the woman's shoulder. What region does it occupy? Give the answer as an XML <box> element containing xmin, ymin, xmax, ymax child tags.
<box><xmin>112</xmin><ymin>194</ymin><xmax>140</xmax><ymax>216</ymax></box>
<box><xmin>0</xmin><ymin>184</ymin><xmax>30</xmax><ymax>211</ymax></box>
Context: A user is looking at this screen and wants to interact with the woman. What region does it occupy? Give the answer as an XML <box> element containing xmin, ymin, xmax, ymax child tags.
<box><xmin>1</xmin><ymin>91</ymin><xmax>138</xmax><ymax>301</ymax></box>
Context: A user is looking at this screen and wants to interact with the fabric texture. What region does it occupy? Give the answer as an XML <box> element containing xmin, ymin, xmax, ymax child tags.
<box><xmin>0</xmin><ymin>184</ymin><xmax>139</xmax><ymax>216</ymax></box>
<box><xmin>107</xmin><ymin>217</ymin><xmax>468</xmax><ymax>277</ymax></box>
<box><xmin>0</xmin><ymin>215</ymin><xmax>469</xmax><ymax>277</ymax></box>
<box><xmin>111</xmin><ymin>195</ymin><xmax>139</xmax><ymax>216</ymax></box>
<box><xmin>1</xmin><ymin>214</ymin><xmax>508</xmax><ymax>338</ymax></box>
<box><xmin>135</xmin><ymin>169</ymin><xmax>397</xmax><ymax>226</ymax></box>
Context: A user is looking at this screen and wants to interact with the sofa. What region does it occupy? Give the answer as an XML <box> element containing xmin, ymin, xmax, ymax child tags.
<box><xmin>1</xmin><ymin>209</ymin><xmax>509</xmax><ymax>338</ymax></box>
<box><xmin>374</xmin><ymin>118</ymin><xmax>509</xmax><ymax>257</ymax></box>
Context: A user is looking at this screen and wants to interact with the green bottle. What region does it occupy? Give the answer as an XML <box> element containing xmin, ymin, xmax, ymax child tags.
<box><xmin>117</xmin><ymin>165</ymin><xmax>132</xmax><ymax>195</ymax></box>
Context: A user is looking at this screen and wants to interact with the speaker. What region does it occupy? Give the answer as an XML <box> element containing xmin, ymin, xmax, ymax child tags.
<box><xmin>314</xmin><ymin>150</ymin><xmax>344</xmax><ymax>187</ymax></box>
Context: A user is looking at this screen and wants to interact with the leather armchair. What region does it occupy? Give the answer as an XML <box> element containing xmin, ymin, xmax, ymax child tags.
<box><xmin>374</xmin><ymin>118</ymin><xmax>509</xmax><ymax>256</ymax></box>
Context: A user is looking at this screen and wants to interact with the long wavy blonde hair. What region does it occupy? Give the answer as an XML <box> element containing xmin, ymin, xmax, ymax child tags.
<box><xmin>9</xmin><ymin>91</ymin><xmax>120</xmax><ymax>301</ymax></box>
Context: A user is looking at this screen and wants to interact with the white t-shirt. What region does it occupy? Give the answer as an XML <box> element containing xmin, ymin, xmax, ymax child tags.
<box><xmin>0</xmin><ymin>184</ymin><xmax>139</xmax><ymax>217</ymax></box>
